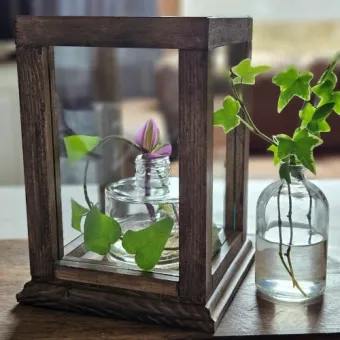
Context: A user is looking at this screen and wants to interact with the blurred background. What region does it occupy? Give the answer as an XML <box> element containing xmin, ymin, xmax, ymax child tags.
<box><xmin>2</xmin><ymin>0</ymin><xmax>340</xmax><ymax>188</ymax></box>
<box><xmin>1</xmin><ymin>0</ymin><xmax>340</xmax><ymax>240</ymax></box>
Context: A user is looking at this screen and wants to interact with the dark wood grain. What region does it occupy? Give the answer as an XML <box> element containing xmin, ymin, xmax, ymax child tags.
<box><xmin>178</xmin><ymin>49</ymin><xmax>213</xmax><ymax>304</ymax></box>
<box><xmin>47</xmin><ymin>46</ymin><xmax>64</xmax><ymax>260</ymax></box>
<box><xmin>16</xmin><ymin>46</ymin><xmax>58</xmax><ymax>278</ymax></box>
<box><xmin>211</xmin><ymin>232</ymin><xmax>243</xmax><ymax>290</ymax></box>
<box><xmin>55</xmin><ymin>260</ymin><xmax>179</xmax><ymax>297</ymax></box>
<box><xmin>15</xmin><ymin>15</ymin><xmax>255</xmax><ymax>331</ymax></box>
<box><xmin>208</xmin><ymin>17</ymin><xmax>252</xmax><ymax>48</ymax></box>
<box><xmin>3</xmin><ymin>238</ymin><xmax>340</xmax><ymax>338</ymax></box>
<box><xmin>16</xmin><ymin>241</ymin><xmax>254</xmax><ymax>333</ymax></box>
<box><xmin>207</xmin><ymin>239</ymin><xmax>254</xmax><ymax>330</ymax></box>
<box><xmin>227</xmin><ymin>42</ymin><xmax>252</xmax><ymax>238</ymax></box>
<box><xmin>0</xmin><ymin>240</ymin><xmax>207</xmax><ymax>340</ymax></box>
<box><xmin>15</xmin><ymin>16</ymin><xmax>252</xmax><ymax>49</ymax></box>
<box><xmin>17</xmin><ymin>280</ymin><xmax>214</xmax><ymax>332</ymax></box>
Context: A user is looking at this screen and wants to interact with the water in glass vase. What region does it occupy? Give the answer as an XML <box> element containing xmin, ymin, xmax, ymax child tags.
<box><xmin>256</xmin><ymin>224</ymin><xmax>327</xmax><ymax>303</ymax></box>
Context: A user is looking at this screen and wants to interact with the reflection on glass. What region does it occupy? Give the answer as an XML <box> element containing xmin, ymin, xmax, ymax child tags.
<box><xmin>54</xmin><ymin>47</ymin><xmax>180</xmax><ymax>273</ymax></box>
<box><xmin>211</xmin><ymin>46</ymin><xmax>229</xmax><ymax>257</ymax></box>
<box><xmin>62</xmin><ymin>117</ymin><xmax>178</xmax><ymax>272</ymax></box>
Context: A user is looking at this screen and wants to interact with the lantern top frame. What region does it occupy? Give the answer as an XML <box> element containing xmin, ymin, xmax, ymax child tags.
<box><xmin>16</xmin><ymin>15</ymin><xmax>254</xmax><ymax>332</ymax></box>
<box><xmin>16</xmin><ymin>15</ymin><xmax>252</xmax><ymax>49</ymax></box>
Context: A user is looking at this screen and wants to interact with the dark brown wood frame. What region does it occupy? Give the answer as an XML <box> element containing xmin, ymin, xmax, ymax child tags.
<box><xmin>16</xmin><ymin>15</ymin><xmax>254</xmax><ymax>332</ymax></box>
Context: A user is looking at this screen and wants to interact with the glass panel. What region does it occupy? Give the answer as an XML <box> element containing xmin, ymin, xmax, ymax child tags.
<box><xmin>55</xmin><ymin>47</ymin><xmax>179</xmax><ymax>275</ymax></box>
<box><xmin>211</xmin><ymin>46</ymin><xmax>230</xmax><ymax>259</ymax></box>
<box><xmin>210</xmin><ymin>45</ymin><xmax>247</xmax><ymax>284</ymax></box>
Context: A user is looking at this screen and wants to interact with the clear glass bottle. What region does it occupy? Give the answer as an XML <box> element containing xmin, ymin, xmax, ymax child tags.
<box><xmin>105</xmin><ymin>155</ymin><xmax>179</xmax><ymax>270</ymax></box>
<box><xmin>255</xmin><ymin>164</ymin><xmax>329</xmax><ymax>302</ymax></box>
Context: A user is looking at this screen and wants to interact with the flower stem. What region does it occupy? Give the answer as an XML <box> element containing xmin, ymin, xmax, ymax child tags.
<box><xmin>83</xmin><ymin>159</ymin><xmax>93</xmax><ymax>209</ymax></box>
<box><xmin>143</xmin><ymin>156</ymin><xmax>156</xmax><ymax>221</ymax></box>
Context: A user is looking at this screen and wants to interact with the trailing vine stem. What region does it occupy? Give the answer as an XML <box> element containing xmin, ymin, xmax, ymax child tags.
<box><xmin>277</xmin><ymin>184</ymin><xmax>292</xmax><ymax>279</ymax></box>
<box><xmin>306</xmin><ymin>185</ymin><xmax>313</xmax><ymax>244</ymax></box>
<box><xmin>277</xmin><ymin>181</ymin><xmax>307</xmax><ymax>297</ymax></box>
<box><xmin>286</xmin><ymin>182</ymin><xmax>296</xmax><ymax>286</ymax></box>
<box><xmin>83</xmin><ymin>134</ymin><xmax>148</xmax><ymax>210</ymax></box>
<box><xmin>231</xmin><ymin>82</ymin><xmax>275</xmax><ymax>145</ymax></box>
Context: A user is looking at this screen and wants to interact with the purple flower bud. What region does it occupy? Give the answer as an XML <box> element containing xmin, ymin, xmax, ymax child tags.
<box><xmin>136</xmin><ymin>119</ymin><xmax>159</xmax><ymax>152</ymax></box>
<box><xmin>151</xmin><ymin>143</ymin><xmax>172</xmax><ymax>157</ymax></box>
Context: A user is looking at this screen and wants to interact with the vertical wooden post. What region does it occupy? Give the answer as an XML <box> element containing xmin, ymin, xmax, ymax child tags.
<box><xmin>178</xmin><ymin>49</ymin><xmax>213</xmax><ymax>304</ymax></box>
<box><xmin>47</xmin><ymin>46</ymin><xmax>64</xmax><ymax>260</ymax></box>
<box><xmin>17</xmin><ymin>45</ymin><xmax>58</xmax><ymax>278</ymax></box>
<box><xmin>225</xmin><ymin>42</ymin><xmax>252</xmax><ymax>240</ymax></box>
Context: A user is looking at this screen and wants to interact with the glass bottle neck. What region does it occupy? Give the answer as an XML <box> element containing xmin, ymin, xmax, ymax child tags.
<box><xmin>134</xmin><ymin>155</ymin><xmax>170</xmax><ymax>189</ymax></box>
<box><xmin>286</xmin><ymin>164</ymin><xmax>306</xmax><ymax>183</ymax></box>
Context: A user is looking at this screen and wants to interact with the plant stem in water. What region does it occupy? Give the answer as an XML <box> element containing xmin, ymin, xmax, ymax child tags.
<box><xmin>144</xmin><ymin>156</ymin><xmax>156</xmax><ymax>221</ymax></box>
<box><xmin>285</xmin><ymin>182</ymin><xmax>296</xmax><ymax>286</ymax></box>
<box><xmin>277</xmin><ymin>184</ymin><xmax>292</xmax><ymax>279</ymax></box>
<box><xmin>305</xmin><ymin>184</ymin><xmax>313</xmax><ymax>244</ymax></box>
<box><xmin>277</xmin><ymin>182</ymin><xmax>307</xmax><ymax>297</ymax></box>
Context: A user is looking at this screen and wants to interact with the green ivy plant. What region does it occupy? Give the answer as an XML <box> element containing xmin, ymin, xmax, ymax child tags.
<box><xmin>64</xmin><ymin>123</ymin><xmax>175</xmax><ymax>271</ymax></box>
<box><xmin>214</xmin><ymin>53</ymin><xmax>340</xmax><ymax>296</ymax></box>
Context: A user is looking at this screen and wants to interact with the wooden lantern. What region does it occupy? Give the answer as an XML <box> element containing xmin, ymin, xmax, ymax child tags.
<box><xmin>16</xmin><ymin>16</ymin><xmax>253</xmax><ymax>332</ymax></box>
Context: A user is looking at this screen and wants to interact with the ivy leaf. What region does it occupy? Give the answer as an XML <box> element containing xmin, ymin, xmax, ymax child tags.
<box><xmin>84</xmin><ymin>206</ymin><xmax>121</xmax><ymax>255</ymax></box>
<box><xmin>275</xmin><ymin>134</ymin><xmax>294</xmax><ymax>160</ymax></box>
<box><xmin>292</xmin><ymin>129</ymin><xmax>323</xmax><ymax>174</ymax></box>
<box><xmin>274</xmin><ymin>130</ymin><xmax>322</xmax><ymax>173</ymax></box>
<box><xmin>267</xmin><ymin>145</ymin><xmax>280</xmax><ymax>165</ymax></box>
<box><xmin>231</xmin><ymin>58</ymin><xmax>271</xmax><ymax>85</ymax></box>
<box><xmin>122</xmin><ymin>218</ymin><xmax>173</xmax><ymax>270</ymax></box>
<box><xmin>332</xmin><ymin>92</ymin><xmax>340</xmax><ymax>114</ymax></box>
<box><xmin>307</xmin><ymin>120</ymin><xmax>330</xmax><ymax>133</ymax></box>
<box><xmin>318</xmin><ymin>53</ymin><xmax>340</xmax><ymax>84</ymax></box>
<box><xmin>322</xmin><ymin>71</ymin><xmax>338</xmax><ymax>87</ymax></box>
<box><xmin>312</xmin><ymin>75</ymin><xmax>340</xmax><ymax>115</ymax></box>
<box><xmin>273</xmin><ymin>67</ymin><xmax>313</xmax><ymax>112</ymax></box>
<box><xmin>299</xmin><ymin>103</ymin><xmax>334</xmax><ymax>134</ymax></box>
<box><xmin>312</xmin><ymin>79</ymin><xmax>335</xmax><ymax>101</ymax></box>
<box><xmin>213</xmin><ymin>96</ymin><xmax>241</xmax><ymax>133</ymax></box>
<box><xmin>71</xmin><ymin>199</ymin><xmax>89</xmax><ymax>232</ymax></box>
<box><xmin>64</xmin><ymin>135</ymin><xmax>101</xmax><ymax>164</ymax></box>
<box><xmin>279</xmin><ymin>162</ymin><xmax>291</xmax><ymax>184</ymax></box>
<box><xmin>299</xmin><ymin>103</ymin><xmax>315</xmax><ymax>128</ymax></box>
<box><xmin>312</xmin><ymin>102</ymin><xmax>335</xmax><ymax>120</ymax></box>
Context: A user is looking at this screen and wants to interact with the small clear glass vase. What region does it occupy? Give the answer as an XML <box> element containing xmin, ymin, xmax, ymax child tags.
<box><xmin>105</xmin><ymin>154</ymin><xmax>179</xmax><ymax>270</ymax></box>
<box><xmin>255</xmin><ymin>164</ymin><xmax>329</xmax><ymax>303</ymax></box>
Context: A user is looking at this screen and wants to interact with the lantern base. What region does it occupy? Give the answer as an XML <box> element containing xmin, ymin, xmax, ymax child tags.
<box><xmin>17</xmin><ymin>240</ymin><xmax>254</xmax><ymax>332</ymax></box>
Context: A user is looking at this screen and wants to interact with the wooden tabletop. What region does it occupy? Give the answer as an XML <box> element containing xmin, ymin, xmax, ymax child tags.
<box><xmin>1</xmin><ymin>181</ymin><xmax>340</xmax><ymax>339</ymax></box>
<box><xmin>2</xmin><ymin>239</ymin><xmax>340</xmax><ymax>339</ymax></box>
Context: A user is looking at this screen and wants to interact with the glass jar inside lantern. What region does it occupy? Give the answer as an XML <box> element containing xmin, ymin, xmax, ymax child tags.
<box><xmin>105</xmin><ymin>154</ymin><xmax>179</xmax><ymax>269</ymax></box>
